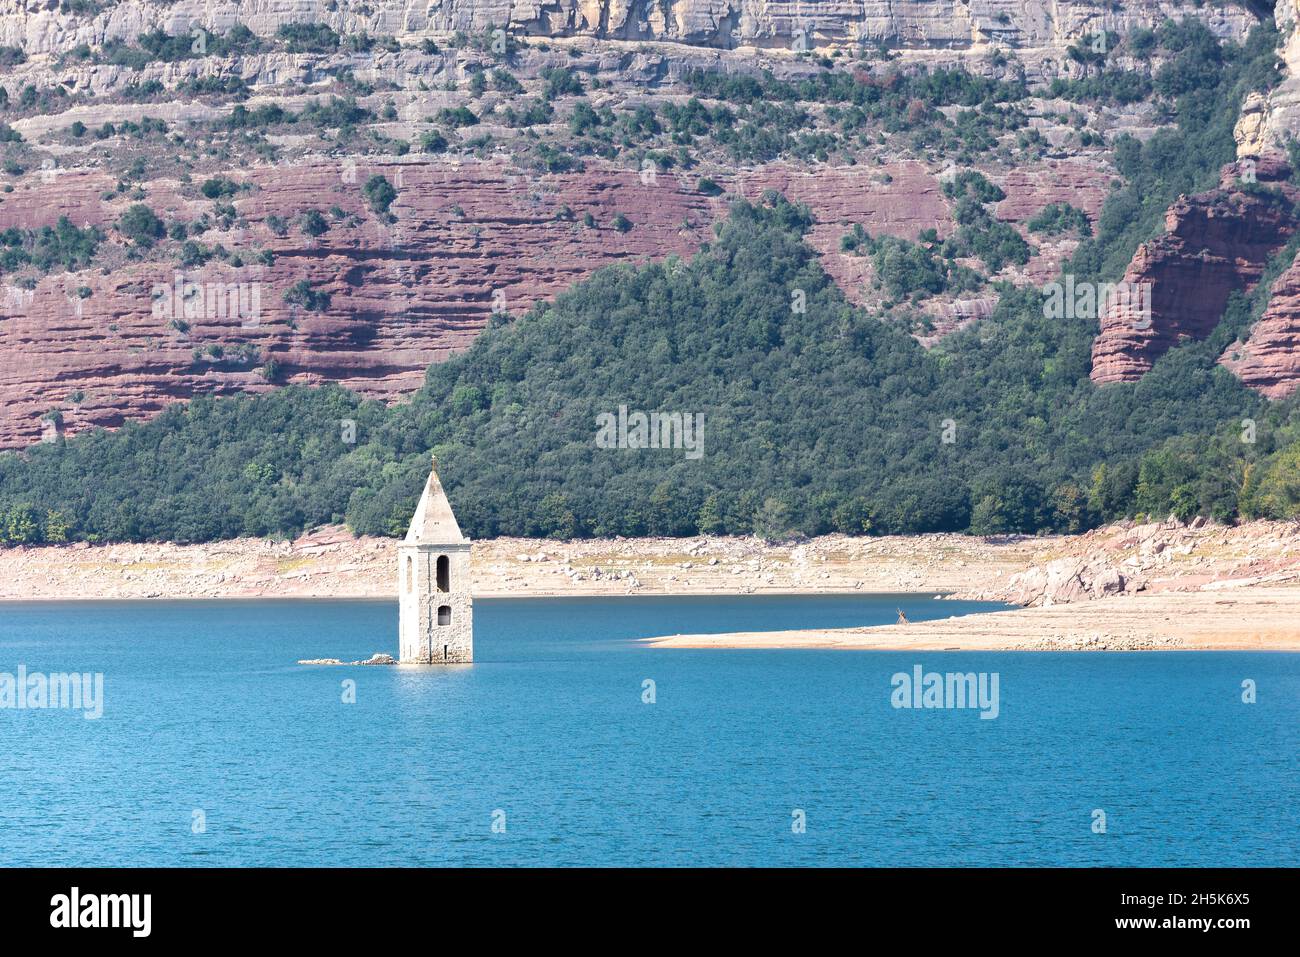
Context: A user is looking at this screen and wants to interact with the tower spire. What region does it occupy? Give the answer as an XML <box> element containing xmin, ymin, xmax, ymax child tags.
<box><xmin>405</xmin><ymin>457</ymin><xmax>466</xmax><ymax>544</ymax></box>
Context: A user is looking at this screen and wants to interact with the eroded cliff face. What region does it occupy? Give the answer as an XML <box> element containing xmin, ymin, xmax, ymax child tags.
<box><xmin>0</xmin><ymin>158</ymin><xmax>713</xmax><ymax>447</ymax></box>
<box><xmin>1236</xmin><ymin>0</ymin><xmax>1300</xmax><ymax>155</ymax></box>
<box><xmin>0</xmin><ymin>153</ymin><xmax>1108</xmax><ymax>448</ymax></box>
<box><xmin>1090</xmin><ymin>156</ymin><xmax>1300</xmax><ymax>385</ymax></box>
<box><xmin>1211</xmin><ymin>1</ymin><xmax>1300</xmax><ymax>400</ymax></box>
<box><xmin>1091</xmin><ymin>5</ymin><xmax>1300</xmax><ymax>398</ymax></box>
<box><xmin>1220</xmin><ymin>255</ymin><xmax>1300</xmax><ymax>398</ymax></box>
<box><xmin>0</xmin><ymin>0</ymin><xmax>1258</xmax><ymax>56</ymax></box>
<box><xmin>0</xmin><ymin>1</ymin><xmax>1274</xmax><ymax>448</ymax></box>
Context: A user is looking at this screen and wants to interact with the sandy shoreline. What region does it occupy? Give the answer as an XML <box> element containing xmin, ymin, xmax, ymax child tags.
<box><xmin>645</xmin><ymin>586</ymin><xmax>1300</xmax><ymax>651</ymax></box>
<box><xmin>3</xmin><ymin>519</ymin><xmax>1299</xmax><ymax>651</ymax></box>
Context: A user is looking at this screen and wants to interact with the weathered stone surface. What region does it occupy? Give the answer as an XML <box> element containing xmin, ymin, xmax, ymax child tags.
<box><xmin>0</xmin><ymin>158</ymin><xmax>717</xmax><ymax>448</ymax></box>
<box><xmin>0</xmin><ymin>0</ymin><xmax>1258</xmax><ymax>56</ymax></box>
<box><xmin>1234</xmin><ymin>0</ymin><xmax>1300</xmax><ymax>156</ymax></box>
<box><xmin>1220</xmin><ymin>253</ymin><xmax>1300</xmax><ymax>399</ymax></box>
<box><xmin>988</xmin><ymin>553</ymin><xmax>1133</xmax><ymax>606</ymax></box>
<box><xmin>1090</xmin><ymin>156</ymin><xmax>1300</xmax><ymax>385</ymax></box>
<box><xmin>399</xmin><ymin>460</ymin><xmax>472</xmax><ymax>664</ymax></box>
<box><xmin>0</xmin><ymin>154</ymin><xmax>1107</xmax><ymax>448</ymax></box>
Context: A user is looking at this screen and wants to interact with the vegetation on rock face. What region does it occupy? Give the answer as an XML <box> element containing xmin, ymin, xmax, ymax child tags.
<box><xmin>362</xmin><ymin>175</ymin><xmax>398</xmax><ymax>215</ymax></box>
<box><xmin>1070</xmin><ymin>18</ymin><xmax>1283</xmax><ymax>281</ymax></box>
<box><xmin>275</xmin><ymin>24</ymin><xmax>341</xmax><ymax>54</ymax></box>
<box><xmin>283</xmin><ymin>280</ymin><xmax>331</xmax><ymax>312</ymax></box>
<box><xmin>1</xmin><ymin>20</ymin><xmax>1297</xmax><ymax>544</ymax></box>
<box><xmin>2</xmin><ymin>183</ymin><xmax>1297</xmax><ymax>545</ymax></box>
<box><xmin>0</xmin><ymin>218</ymin><xmax>102</xmax><ymax>274</ymax></box>
<box><xmin>1028</xmin><ymin>203</ymin><xmax>1093</xmax><ymax>237</ymax></box>
<box><xmin>841</xmin><ymin>226</ymin><xmax>983</xmax><ymax>302</ymax></box>
<box><xmin>116</xmin><ymin>204</ymin><xmax>165</xmax><ymax>247</ymax></box>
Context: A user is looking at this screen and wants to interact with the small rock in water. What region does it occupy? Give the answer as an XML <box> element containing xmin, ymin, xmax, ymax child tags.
<box><xmin>297</xmin><ymin>653</ymin><xmax>396</xmax><ymax>666</ymax></box>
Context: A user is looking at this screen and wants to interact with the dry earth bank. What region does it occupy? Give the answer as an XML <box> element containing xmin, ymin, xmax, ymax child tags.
<box><xmin>4</xmin><ymin>518</ymin><xmax>1299</xmax><ymax>651</ymax></box>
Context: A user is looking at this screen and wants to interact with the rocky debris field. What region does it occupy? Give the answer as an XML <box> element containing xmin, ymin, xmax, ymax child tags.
<box><xmin>957</xmin><ymin>516</ymin><xmax>1300</xmax><ymax>606</ymax></box>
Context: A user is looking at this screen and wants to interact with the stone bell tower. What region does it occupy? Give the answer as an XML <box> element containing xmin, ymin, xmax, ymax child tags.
<box><xmin>398</xmin><ymin>457</ymin><xmax>472</xmax><ymax>664</ymax></box>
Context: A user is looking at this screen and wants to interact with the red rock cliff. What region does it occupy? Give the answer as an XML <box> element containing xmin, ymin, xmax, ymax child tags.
<box><xmin>1220</xmin><ymin>253</ymin><xmax>1300</xmax><ymax>399</ymax></box>
<box><xmin>0</xmin><ymin>156</ymin><xmax>1101</xmax><ymax>449</ymax></box>
<box><xmin>1090</xmin><ymin>156</ymin><xmax>1300</xmax><ymax>385</ymax></box>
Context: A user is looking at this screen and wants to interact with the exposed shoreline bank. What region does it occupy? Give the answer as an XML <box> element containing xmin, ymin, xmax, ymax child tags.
<box><xmin>3</xmin><ymin>519</ymin><xmax>1298</xmax><ymax>651</ymax></box>
<box><xmin>0</xmin><ymin>526</ymin><xmax>1040</xmax><ymax>601</ymax></box>
<box><xmin>644</xmin><ymin>587</ymin><xmax>1300</xmax><ymax>651</ymax></box>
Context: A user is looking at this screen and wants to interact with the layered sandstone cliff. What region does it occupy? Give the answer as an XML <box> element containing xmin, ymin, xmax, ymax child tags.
<box><xmin>0</xmin><ymin>0</ymin><xmax>1275</xmax><ymax>449</ymax></box>
<box><xmin>0</xmin><ymin>151</ymin><xmax>1108</xmax><ymax>448</ymax></box>
<box><xmin>0</xmin><ymin>158</ymin><xmax>715</xmax><ymax>446</ymax></box>
<box><xmin>1220</xmin><ymin>254</ymin><xmax>1300</xmax><ymax>398</ymax></box>
<box><xmin>1235</xmin><ymin>0</ymin><xmax>1300</xmax><ymax>155</ymax></box>
<box><xmin>1090</xmin><ymin>155</ymin><xmax>1300</xmax><ymax>385</ymax></box>
<box><xmin>0</xmin><ymin>0</ymin><xmax>1258</xmax><ymax>57</ymax></box>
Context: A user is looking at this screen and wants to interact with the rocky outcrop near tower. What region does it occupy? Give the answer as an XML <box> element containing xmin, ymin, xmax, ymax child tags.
<box><xmin>1090</xmin><ymin>156</ymin><xmax>1300</xmax><ymax>385</ymax></box>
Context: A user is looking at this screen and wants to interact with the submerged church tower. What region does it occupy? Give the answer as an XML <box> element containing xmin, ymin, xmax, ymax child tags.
<box><xmin>398</xmin><ymin>458</ymin><xmax>472</xmax><ymax>664</ymax></box>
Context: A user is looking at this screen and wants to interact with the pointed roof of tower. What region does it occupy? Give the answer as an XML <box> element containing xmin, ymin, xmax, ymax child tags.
<box><xmin>405</xmin><ymin>457</ymin><xmax>468</xmax><ymax>544</ymax></box>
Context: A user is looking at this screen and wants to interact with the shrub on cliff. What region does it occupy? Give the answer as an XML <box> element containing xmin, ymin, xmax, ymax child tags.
<box><xmin>277</xmin><ymin>23</ymin><xmax>340</xmax><ymax>54</ymax></box>
<box><xmin>362</xmin><ymin>175</ymin><xmax>397</xmax><ymax>215</ymax></box>
<box><xmin>1028</xmin><ymin>203</ymin><xmax>1092</xmax><ymax>237</ymax></box>
<box><xmin>0</xmin><ymin>218</ymin><xmax>101</xmax><ymax>274</ymax></box>
<box><xmin>541</xmin><ymin>68</ymin><xmax>584</xmax><ymax>100</ymax></box>
<box><xmin>491</xmin><ymin>69</ymin><xmax>524</xmax><ymax>94</ymax></box>
<box><xmin>1048</xmin><ymin>71</ymin><xmax>1152</xmax><ymax>105</ymax></box>
<box><xmin>299</xmin><ymin>97</ymin><xmax>372</xmax><ymax>130</ymax></box>
<box><xmin>419</xmin><ymin>130</ymin><xmax>449</xmax><ymax>153</ymax></box>
<box><xmin>436</xmin><ymin>106</ymin><xmax>479</xmax><ymax>129</ymax></box>
<box><xmin>298</xmin><ymin>209</ymin><xmax>329</xmax><ymax>237</ymax></box>
<box><xmin>200</xmin><ymin>176</ymin><xmax>244</xmax><ymax>199</ymax></box>
<box><xmin>117</xmin><ymin>204</ymin><xmax>164</xmax><ymax>247</ymax></box>
<box><xmin>283</xmin><ymin>280</ymin><xmax>331</xmax><ymax>312</ymax></box>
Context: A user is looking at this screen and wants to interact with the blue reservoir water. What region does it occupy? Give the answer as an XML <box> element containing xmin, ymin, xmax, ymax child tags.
<box><xmin>0</xmin><ymin>595</ymin><xmax>1295</xmax><ymax>867</ymax></box>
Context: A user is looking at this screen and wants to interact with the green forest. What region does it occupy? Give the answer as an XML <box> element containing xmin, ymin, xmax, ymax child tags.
<box><xmin>1</xmin><ymin>20</ymin><xmax>1299</xmax><ymax>545</ymax></box>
